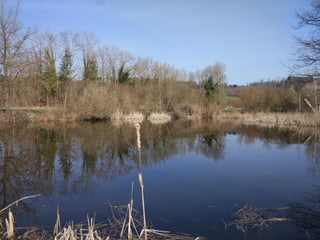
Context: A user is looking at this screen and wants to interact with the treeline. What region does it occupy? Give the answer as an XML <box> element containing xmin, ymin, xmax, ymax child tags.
<box><xmin>226</xmin><ymin>76</ymin><xmax>319</xmax><ymax>112</ymax></box>
<box><xmin>2</xmin><ymin>0</ymin><xmax>319</xmax><ymax>121</ymax></box>
<box><xmin>0</xmin><ymin>1</ymin><xmax>226</xmax><ymax>119</ymax></box>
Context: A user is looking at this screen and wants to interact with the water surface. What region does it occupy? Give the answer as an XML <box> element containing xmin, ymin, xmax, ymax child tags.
<box><xmin>0</xmin><ymin>121</ymin><xmax>319</xmax><ymax>239</ymax></box>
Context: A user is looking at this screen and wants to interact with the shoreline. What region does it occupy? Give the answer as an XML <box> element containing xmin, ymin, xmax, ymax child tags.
<box><xmin>0</xmin><ymin>108</ymin><xmax>319</xmax><ymax>127</ymax></box>
<box><xmin>217</xmin><ymin>112</ymin><xmax>320</xmax><ymax>128</ymax></box>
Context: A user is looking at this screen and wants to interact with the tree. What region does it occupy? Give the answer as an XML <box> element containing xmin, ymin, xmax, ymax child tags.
<box><xmin>281</xmin><ymin>85</ymin><xmax>299</xmax><ymax>112</ymax></box>
<box><xmin>200</xmin><ymin>62</ymin><xmax>226</xmax><ymax>103</ymax></box>
<box><xmin>118</xmin><ymin>64</ymin><xmax>130</xmax><ymax>84</ymax></box>
<box><xmin>294</xmin><ymin>0</ymin><xmax>320</xmax><ymax>111</ymax></box>
<box><xmin>295</xmin><ymin>0</ymin><xmax>320</xmax><ymax>76</ymax></box>
<box><xmin>77</xmin><ymin>32</ymin><xmax>99</xmax><ymax>83</ymax></box>
<box><xmin>103</xmin><ymin>46</ymin><xmax>133</xmax><ymax>84</ymax></box>
<box><xmin>59</xmin><ymin>48</ymin><xmax>72</xmax><ymax>87</ymax></box>
<box><xmin>83</xmin><ymin>53</ymin><xmax>98</xmax><ymax>82</ymax></box>
<box><xmin>42</xmin><ymin>48</ymin><xmax>57</xmax><ymax>105</ymax></box>
<box><xmin>204</xmin><ymin>75</ymin><xmax>218</xmax><ymax>101</ymax></box>
<box><xmin>58</xmin><ymin>47</ymin><xmax>73</xmax><ymax>109</ymax></box>
<box><xmin>39</xmin><ymin>32</ymin><xmax>58</xmax><ymax>106</ymax></box>
<box><xmin>239</xmin><ymin>87</ymin><xmax>261</xmax><ymax>112</ymax></box>
<box><xmin>0</xmin><ymin>0</ymin><xmax>33</xmax><ymax>109</ymax></box>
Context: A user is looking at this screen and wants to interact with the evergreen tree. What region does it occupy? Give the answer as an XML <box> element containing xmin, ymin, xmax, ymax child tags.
<box><xmin>83</xmin><ymin>54</ymin><xmax>98</xmax><ymax>82</ymax></box>
<box><xmin>118</xmin><ymin>64</ymin><xmax>130</xmax><ymax>84</ymax></box>
<box><xmin>59</xmin><ymin>48</ymin><xmax>72</xmax><ymax>83</ymax></box>
<box><xmin>58</xmin><ymin>48</ymin><xmax>73</xmax><ymax>102</ymax></box>
<box><xmin>204</xmin><ymin>75</ymin><xmax>218</xmax><ymax>101</ymax></box>
<box><xmin>41</xmin><ymin>49</ymin><xmax>57</xmax><ymax>105</ymax></box>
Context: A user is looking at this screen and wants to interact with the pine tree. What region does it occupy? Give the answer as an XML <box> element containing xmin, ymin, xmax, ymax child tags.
<box><xmin>58</xmin><ymin>48</ymin><xmax>73</xmax><ymax>102</ymax></box>
<box><xmin>41</xmin><ymin>49</ymin><xmax>57</xmax><ymax>105</ymax></box>
<box><xmin>204</xmin><ymin>75</ymin><xmax>218</xmax><ymax>101</ymax></box>
<box><xmin>83</xmin><ymin>54</ymin><xmax>98</xmax><ymax>83</ymax></box>
<box><xmin>59</xmin><ymin>48</ymin><xmax>72</xmax><ymax>83</ymax></box>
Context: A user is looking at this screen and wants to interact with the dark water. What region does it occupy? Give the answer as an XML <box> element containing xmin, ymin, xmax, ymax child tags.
<box><xmin>0</xmin><ymin>120</ymin><xmax>319</xmax><ymax>239</ymax></box>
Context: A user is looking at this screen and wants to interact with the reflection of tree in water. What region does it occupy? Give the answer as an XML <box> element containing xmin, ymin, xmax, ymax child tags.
<box><xmin>1</xmin><ymin>121</ymin><xmax>319</xmax><ymax>216</ymax></box>
<box><xmin>303</xmin><ymin>128</ymin><xmax>320</xmax><ymax>176</ymax></box>
<box><xmin>289</xmin><ymin>186</ymin><xmax>320</xmax><ymax>240</ymax></box>
<box><xmin>58</xmin><ymin>138</ymin><xmax>74</xmax><ymax>180</ymax></box>
<box><xmin>197</xmin><ymin>131</ymin><xmax>225</xmax><ymax>161</ymax></box>
<box><xmin>83</xmin><ymin>151</ymin><xmax>97</xmax><ymax>174</ymax></box>
<box><xmin>235</xmin><ymin>125</ymin><xmax>320</xmax><ymax>175</ymax></box>
<box><xmin>236</xmin><ymin>125</ymin><xmax>301</xmax><ymax>147</ymax></box>
<box><xmin>0</xmin><ymin>126</ymin><xmax>56</xmax><ymax>214</ymax></box>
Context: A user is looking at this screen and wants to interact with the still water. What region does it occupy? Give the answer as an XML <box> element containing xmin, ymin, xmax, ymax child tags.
<box><xmin>0</xmin><ymin>120</ymin><xmax>319</xmax><ymax>239</ymax></box>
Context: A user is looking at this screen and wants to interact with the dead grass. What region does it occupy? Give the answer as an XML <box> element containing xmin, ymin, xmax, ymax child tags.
<box><xmin>147</xmin><ymin>112</ymin><xmax>171</xmax><ymax>124</ymax></box>
<box><xmin>224</xmin><ymin>204</ymin><xmax>288</xmax><ymax>233</ymax></box>
<box><xmin>0</xmin><ymin>107</ymin><xmax>79</xmax><ymax>123</ymax></box>
<box><xmin>111</xmin><ymin>110</ymin><xmax>145</xmax><ymax>127</ymax></box>
<box><xmin>219</xmin><ymin>112</ymin><xmax>320</xmax><ymax>127</ymax></box>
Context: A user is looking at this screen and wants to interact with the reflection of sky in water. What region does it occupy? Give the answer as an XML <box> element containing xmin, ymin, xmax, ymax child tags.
<box><xmin>2</xmin><ymin>123</ymin><xmax>320</xmax><ymax>240</ymax></box>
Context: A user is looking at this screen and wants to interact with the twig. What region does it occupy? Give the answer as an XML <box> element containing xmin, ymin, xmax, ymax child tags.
<box><xmin>0</xmin><ymin>194</ymin><xmax>41</xmax><ymax>214</ymax></box>
<box><xmin>226</xmin><ymin>203</ymin><xmax>288</xmax><ymax>233</ymax></box>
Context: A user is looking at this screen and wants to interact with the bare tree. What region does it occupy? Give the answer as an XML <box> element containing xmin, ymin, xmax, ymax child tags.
<box><xmin>104</xmin><ymin>46</ymin><xmax>133</xmax><ymax>84</ymax></box>
<box><xmin>76</xmin><ymin>32</ymin><xmax>99</xmax><ymax>83</ymax></box>
<box><xmin>295</xmin><ymin>0</ymin><xmax>320</xmax><ymax>76</ymax></box>
<box><xmin>0</xmin><ymin>0</ymin><xmax>33</xmax><ymax>109</ymax></box>
<box><xmin>131</xmin><ymin>57</ymin><xmax>154</xmax><ymax>80</ymax></box>
<box><xmin>96</xmin><ymin>46</ymin><xmax>108</xmax><ymax>82</ymax></box>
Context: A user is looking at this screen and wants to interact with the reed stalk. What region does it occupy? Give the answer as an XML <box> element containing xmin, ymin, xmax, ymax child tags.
<box><xmin>86</xmin><ymin>216</ymin><xmax>95</xmax><ymax>240</ymax></box>
<box><xmin>120</xmin><ymin>182</ymin><xmax>139</xmax><ymax>240</ymax></box>
<box><xmin>127</xmin><ymin>183</ymin><xmax>134</xmax><ymax>240</ymax></box>
<box><xmin>53</xmin><ymin>207</ymin><xmax>61</xmax><ymax>237</ymax></box>
<box><xmin>135</xmin><ymin>123</ymin><xmax>147</xmax><ymax>240</ymax></box>
<box><xmin>5</xmin><ymin>209</ymin><xmax>14</xmax><ymax>240</ymax></box>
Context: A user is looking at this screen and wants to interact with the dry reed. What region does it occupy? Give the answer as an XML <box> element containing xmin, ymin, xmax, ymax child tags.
<box><xmin>219</xmin><ymin>112</ymin><xmax>320</xmax><ymax>127</ymax></box>
<box><xmin>147</xmin><ymin>112</ymin><xmax>171</xmax><ymax>124</ymax></box>
<box><xmin>224</xmin><ymin>203</ymin><xmax>288</xmax><ymax>233</ymax></box>
<box><xmin>111</xmin><ymin>110</ymin><xmax>144</xmax><ymax>125</ymax></box>
<box><xmin>120</xmin><ymin>183</ymin><xmax>139</xmax><ymax>239</ymax></box>
<box><xmin>53</xmin><ymin>207</ymin><xmax>61</xmax><ymax>237</ymax></box>
<box><xmin>5</xmin><ymin>209</ymin><xmax>14</xmax><ymax>240</ymax></box>
<box><xmin>0</xmin><ymin>194</ymin><xmax>41</xmax><ymax>214</ymax></box>
<box><xmin>135</xmin><ymin>123</ymin><xmax>147</xmax><ymax>240</ymax></box>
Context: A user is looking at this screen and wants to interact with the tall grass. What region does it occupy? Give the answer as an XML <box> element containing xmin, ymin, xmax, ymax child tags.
<box><xmin>219</xmin><ymin>112</ymin><xmax>320</xmax><ymax>127</ymax></box>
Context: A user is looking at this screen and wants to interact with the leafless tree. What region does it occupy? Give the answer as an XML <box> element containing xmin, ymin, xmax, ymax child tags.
<box><xmin>0</xmin><ymin>0</ymin><xmax>34</xmax><ymax>109</ymax></box>
<box><xmin>295</xmin><ymin>0</ymin><xmax>320</xmax><ymax>76</ymax></box>
<box><xmin>76</xmin><ymin>32</ymin><xmax>99</xmax><ymax>82</ymax></box>
<box><xmin>104</xmin><ymin>46</ymin><xmax>134</xmax><ymax>84</ymax></box>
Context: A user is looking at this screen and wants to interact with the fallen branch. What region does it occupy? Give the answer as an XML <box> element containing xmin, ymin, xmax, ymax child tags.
<box><xmin>0</xmin><ymin>194</ymin><xmax>41</xmax><ymax>214</ymax></box>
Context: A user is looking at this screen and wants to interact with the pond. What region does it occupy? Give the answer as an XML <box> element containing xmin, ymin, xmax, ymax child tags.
<box><xmin>0</xmin><ymin>120</ymin><xmax>319</xmax><ymax>239</ymax></box>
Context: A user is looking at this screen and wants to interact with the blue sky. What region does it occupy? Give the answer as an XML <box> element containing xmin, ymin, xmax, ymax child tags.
<box><xmin>20</xmin><ymin>0</ymin><xmax>309</xmax><ymax>85</ymax></box>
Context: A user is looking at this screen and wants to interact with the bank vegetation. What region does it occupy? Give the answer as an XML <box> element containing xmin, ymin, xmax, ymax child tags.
<box><xmin>0</xmin><ymin>0</ymin><xmax>320</xmax><ymax>126</ymax></box>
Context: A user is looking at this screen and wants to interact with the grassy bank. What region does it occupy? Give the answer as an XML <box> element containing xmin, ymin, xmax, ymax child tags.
<box><xmin>1</xmin><ymin>107</ymin><xmax>319</xmax><ymax>128</ymax></box>
<box><xmin>218</xmin><ymin>112</ymin><xmax>320</xmax><ymax>127</ymax></box>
